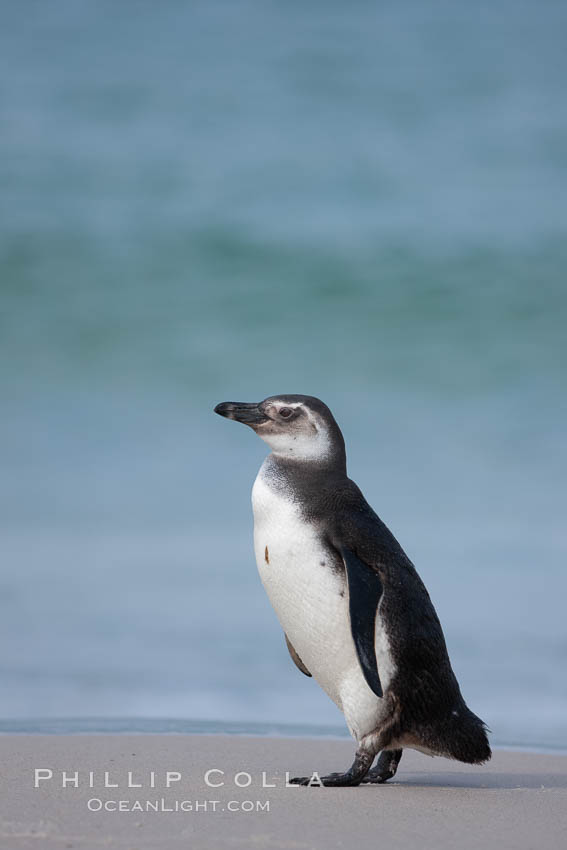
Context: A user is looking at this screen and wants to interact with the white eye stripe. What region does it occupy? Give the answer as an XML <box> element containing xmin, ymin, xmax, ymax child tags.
<box><xmin>269</xmin><ymin>400</ymin><xmax>303</xmax><ymax>409</ymax></box>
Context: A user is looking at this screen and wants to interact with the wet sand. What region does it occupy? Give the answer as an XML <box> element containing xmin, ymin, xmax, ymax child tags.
<box><xmin>1</xmin><ymin>735</ymin><xmax>566</xmax><ymax>849</ymax></box>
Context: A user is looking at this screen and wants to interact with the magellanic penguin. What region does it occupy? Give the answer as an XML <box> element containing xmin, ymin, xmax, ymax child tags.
<box><xmin>214</xmin><ymin>395</ymin><xmax>491</xmax><ymax>786</ymax></box>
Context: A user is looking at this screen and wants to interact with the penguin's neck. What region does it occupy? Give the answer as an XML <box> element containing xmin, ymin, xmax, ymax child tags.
<box><xmin>262</xmin><ymin>450</ymin><xmax>348</xmax><ymax>493</ymax></box>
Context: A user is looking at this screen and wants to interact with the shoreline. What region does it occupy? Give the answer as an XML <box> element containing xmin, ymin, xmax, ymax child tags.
<box><xmin>0</xmin><ymin>718</ymin><xmax>565</xmax><ymax>756</ymax></box>
<box><xmin>1</xmin><ymin>734</ymin><xmax>566</xmax><ymax>849</ymax></box>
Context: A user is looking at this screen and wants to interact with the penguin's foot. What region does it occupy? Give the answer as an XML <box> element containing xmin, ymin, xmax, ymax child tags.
<box><xmin>362</xmin><ymin>748</ymin><xmax>403</xmax><ymax>784</ymax></box>
<box><xmin>362</xmin><ymin>769</ymin><xmax>394</xmax><ymax>784</ymax></box>
<box><xmin>289</xmin><ymin>771</ymin><xmax>361</xmax><ymax>787</ymax></box>
<box><xmin>289</xmin><ymin>748</ymin><xmax>374</xmax><ymax>787</ymax></box>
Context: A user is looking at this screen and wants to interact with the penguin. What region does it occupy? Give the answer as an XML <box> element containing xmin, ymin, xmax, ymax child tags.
<box><xmin>214</xmin><ymin>395</ymin><xmax>491</xmax><ymax>786</ymax></box>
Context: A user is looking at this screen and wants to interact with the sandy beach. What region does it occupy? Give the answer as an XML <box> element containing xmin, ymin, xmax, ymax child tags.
<box><xmin>0</xmin><ymin>735</ymin><xmax>565</xmax><ymax>849</ymax></box>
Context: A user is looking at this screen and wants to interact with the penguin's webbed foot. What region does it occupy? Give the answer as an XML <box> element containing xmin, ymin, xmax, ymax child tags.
<box><xmin>362</xmin><ymin>768</ymin><xmax>395</xmax><ymax>784</ymax></box>
<box><xmin>289</xmin><ymin>748</ymin><xmax>374</xmax><ymax>788</ymax></box>
<box><xmin>362</xmin><ymin>748</ymin><xmax>403</xmax><ymax>784</ymax></box>
<box><xmin>289</xmin><ymin>771</ymin><xmax>361</xmax><ymax>787</ymax></box>
<box><xmin>288</xmin><ymin>776</ymin><xmax>313</xmax><ymax>786</ymax></box>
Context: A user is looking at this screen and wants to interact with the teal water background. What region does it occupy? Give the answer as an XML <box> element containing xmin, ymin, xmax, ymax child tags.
<box><xmin>1</xmin><ymin>1</ymin><xmax>566</xmax><ymax>749</ymax></box>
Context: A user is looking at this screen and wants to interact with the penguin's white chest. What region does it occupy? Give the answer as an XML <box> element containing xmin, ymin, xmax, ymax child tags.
<box><xmin>251</xmin><ymin>467</ymin><xmax>388</xmax><ymax>741</ymax></box>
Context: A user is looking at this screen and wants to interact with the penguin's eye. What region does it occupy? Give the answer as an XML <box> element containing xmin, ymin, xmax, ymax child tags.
<box><xmin>279</xmin><ymin>407</ymin><xmax>293</xmax><ymax>419</ymax></box>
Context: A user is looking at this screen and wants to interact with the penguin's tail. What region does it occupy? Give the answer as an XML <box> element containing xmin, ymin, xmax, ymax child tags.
<box><xmin>435</xmin><ymin>705</ymin><xmax>492</xmax><ymax>764</ymax></box>
<box><xmin>419</xmin><ymin>701</ymin><xmax>492</xmax><ymax>764</ymax></box>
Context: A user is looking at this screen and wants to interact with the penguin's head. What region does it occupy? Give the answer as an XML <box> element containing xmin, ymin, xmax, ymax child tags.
<box><xmin>214</xmin><ymin>394</ymin><xmax>345</xmax><ymax>464</ymax></box>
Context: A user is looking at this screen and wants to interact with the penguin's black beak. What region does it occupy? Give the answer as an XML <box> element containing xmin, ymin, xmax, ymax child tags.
<box><xmin>214</xmin><ymin>401</ymin><xmax>268</xmax><ymax>426</ymax></box>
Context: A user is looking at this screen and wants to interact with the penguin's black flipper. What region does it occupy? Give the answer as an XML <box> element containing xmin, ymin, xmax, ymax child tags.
<box><xmin>341</xmin><ymin>547</ymin><xmax>383</xmax><ymax>699</ymax></box>
<box><xmin>284</xmin><ymin>633</ymin><xmax>312</xmax><ymax>677</ymax></box>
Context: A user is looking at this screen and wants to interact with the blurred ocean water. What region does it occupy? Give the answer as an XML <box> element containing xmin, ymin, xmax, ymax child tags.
<box><xmin>1</xmin><ymin>1</ymin><xmax>566</xmax><ymax>749</ymax></box>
